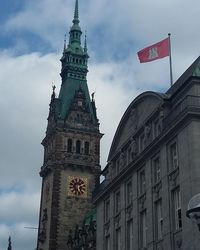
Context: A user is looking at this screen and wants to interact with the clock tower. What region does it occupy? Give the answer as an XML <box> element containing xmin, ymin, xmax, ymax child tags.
<box><xmin>37</xmin><ymin>1</ymin><xmax>102</xmax><ymax>249</ymax></box>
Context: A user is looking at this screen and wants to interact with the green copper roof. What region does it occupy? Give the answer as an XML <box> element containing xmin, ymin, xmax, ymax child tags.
<box><xmin>167</xmin><ymin>56</ymin><xmax>200</xmax><ymax>96</ymax></box>
<box><xmin>58</xmin><ymin>78</ymin><xmax>93</xmax><ymax>120</ymax></box>
<box><xmin>83</xmin><ymin>209</ymin><xmax>96</xmax><ymax>226</ymax></box>
<box><xmin>192</xmin><ymin>58</ymin><xmax>200</xmax><ymax>76</ymax></box>
<box><xmin>56</xmin><ymin>0</ymin><xmax>96</xmax><ymax>124</ymax></box>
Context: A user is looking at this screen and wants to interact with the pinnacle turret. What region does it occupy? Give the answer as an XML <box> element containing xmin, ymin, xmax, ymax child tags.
<box><xmin>63</xmin><ymin>34</ymin><xmax>66</xmax><ymax>52</ymax></box>
<box><xmin>68</xmin><ymin>0</ymin><xmax>82</xmax><ymax>47</ymax></box>
<box><xmin>84</xmin><ymin>31</ymin><xmax>87</xmax><ymax>53</ymax></box>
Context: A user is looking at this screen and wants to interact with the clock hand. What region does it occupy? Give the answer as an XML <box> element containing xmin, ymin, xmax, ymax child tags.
<box><xmin>77</xmin><ymin>185</ymin><xmax>81</xmax><ymax>193</ymax></box>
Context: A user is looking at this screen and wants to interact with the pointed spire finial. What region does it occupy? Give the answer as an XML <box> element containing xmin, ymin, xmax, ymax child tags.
<box><xmin>91</xmin><ymin>91</ymin><xmax>95</xmax><ymax>101</ymax></box>
<box><xmin>7</xmin><ymin>236</ymin><xmax>12</xmax><ymax>250</ymax></box>
<box><xmin>84</xmin><ymin>30</ymin><xmax>87</xmax><ymax>52</ymax></box>
<box><xmin>73</xmin><ymin>0</ymin><xmax>79</xmax><ymax>24</ymax></box>
<box><xmin>51</xmin><ymin>83</ymin><xmax>56</xmax><ymax>99</ymax></box>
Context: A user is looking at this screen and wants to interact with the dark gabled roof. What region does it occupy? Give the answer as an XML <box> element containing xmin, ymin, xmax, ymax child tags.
<box><xmin>166</xmin><ymin>56</ymin><xmax>200</xmax><ymax>96</ymax></box>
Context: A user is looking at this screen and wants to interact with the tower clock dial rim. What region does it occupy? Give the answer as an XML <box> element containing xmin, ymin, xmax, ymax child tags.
<box><xmin>68</xmin><ymin>176</ymin><xmax>88</xmax><ymax>197</ymax></box>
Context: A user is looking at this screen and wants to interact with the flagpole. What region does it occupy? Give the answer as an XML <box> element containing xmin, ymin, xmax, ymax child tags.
<box><xmin>168</xmin><ymin>33</ymin><xmax>173</xmax><ymax>86</ymax></box>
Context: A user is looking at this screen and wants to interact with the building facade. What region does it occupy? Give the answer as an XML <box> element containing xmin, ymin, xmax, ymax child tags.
<box><xmin>37</xmin><ymin>1</ymin><xmax>102</xmax><ymax>249</ymax></box>
<box><xmin>94</xmin><ymin>57</ymin><xmax>200</xmax><ymax>250</ymax></box>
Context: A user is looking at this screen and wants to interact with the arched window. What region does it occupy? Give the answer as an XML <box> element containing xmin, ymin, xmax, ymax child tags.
<box><xmin>76</xmin><ymin>140</ymin><xmax>81</xmax><ymax>154</ymax></box>
<box><xmin>67</xmin><ymin>139</ymin><xmax>72</xmax><ymax>153</ymax></box>
<box><xmin>84</xmin><ymin>141</ymin><xmax>89</xmax><ymax>155</ymax></box>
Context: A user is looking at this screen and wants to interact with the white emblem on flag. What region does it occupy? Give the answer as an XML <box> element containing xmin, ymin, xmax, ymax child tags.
<box><xmin>148</xmin><ymin>47</ymin><xmax>158</xmax><ymax>60</ymax></box>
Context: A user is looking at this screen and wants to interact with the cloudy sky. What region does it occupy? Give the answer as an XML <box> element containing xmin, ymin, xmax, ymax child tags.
<box><xmin>0</xmin><ymin>0</ymin><xmax>200</xmax><ymax>249</ymax></box>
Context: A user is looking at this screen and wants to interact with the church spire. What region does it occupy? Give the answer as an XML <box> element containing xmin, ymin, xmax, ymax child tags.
<box><xmin>58</xmin><ymin>0</ymin><xmax>97</xmax><ymax>124</ymax></box>
<box><xmin>73</xmin><ymin>0</ymin><xmax>79</xmax><ymax>24</ymax></box>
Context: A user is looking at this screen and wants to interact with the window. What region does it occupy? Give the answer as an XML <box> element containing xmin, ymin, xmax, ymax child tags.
<box><xmin>126</xmin><ymin>180</ymin><xmax>133</xmax><ymax>206</ymax></box>
<box><xmin>67</xmin><ymin>139</ymin><xmax>72</xmax><ymax>153</ymax></box>
<box><xmin>173</xmin><ymin>187</ymin><xmax>182</xmax><ymax>230</ymax></box>
<box><xmin>104</xmin><ymin>199</ymin><xmax>110</xmax><ymax>222</ymax></box>
<box><xmin>155</xmin><ymin>200</ymin><xmax>163</xmax><ymax>240</ymax></box>
<box><xmin>114</xmin><ymin>190</ymin><xmax>121</xmax><ymax>214</ymax></box>
<box><xmin>127</xmin><ymin>220</ymin><xmax>133</xmax><ymax>250</ymax></box>
<box><xmin>105</xmin><ymin>235</ymin><xmax>110</xmax><ymax>250</ymax></box>
<box><xmin>153</xmin><ymin>156</ymin><xmax>161</xmax><ymax>183</ymax></box>
<box><xmin>139</xmin><ymin>170</ymin><xmax>146</xmax><ymax>195</ymax></box>
<box><xmin>84</xmin><ymin>141</ymin><xmax>89</xmax><ymax>155</ymax></box>
<box><xmin>76</xmin><ymin>140</ymin><xmax>81</xmax><ymax>154</ymax></box>
<box><xmin>140</xmin><ymin>210</ymin><xmax>147</xmax><ymax>248</ymax></box>
<box><xmin>115</xmin><ymin>228</ymin><xmax>121</xmax><ymax>250</ymax></box>
<box><xmin>169</xmin><ymin>141</ymin><xmax>178</xmax><ymax>170</ymax></box>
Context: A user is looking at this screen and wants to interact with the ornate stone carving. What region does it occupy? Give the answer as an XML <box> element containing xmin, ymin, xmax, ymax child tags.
<box><xmin>38</xmin><ymin>208</ymin><xmax>48</xmax><ymax>243</ymax></box>
<box><xmin>153</xmin><ymin>181</ymin><xmax>162</xmax><ymax>200</ymax></box>
<box><xmin>120</xmin><ymin>150</ymin><xmax>126</xmax><ymax>169</ymax></box>
<box><xmin>126</xmin><ymin>204</ymin><xmax>133</xmax><ymax>220</ymax></box>
<box><xmin>131</xmin><ymin>138</ymin><xmax>138</xmax><ymax>159</ymax></box>
<box><xmin>158</xmin><ymin>109</ymin><xmax>164</xmax><ymax>132</ymax></box>
<box><xmin>176</xmin><ymin>238</ymin><xmax>182</xmax><ymax>250</ymax></box>
<box><xmin>144</xmin><ymin>123</ymin><xmax>151</xmax><ymax>145</ymax></box>
<box><xmin>104</xmin><ymin>221</ymin><xmax>110</xmax><ymax>236</ymax></box>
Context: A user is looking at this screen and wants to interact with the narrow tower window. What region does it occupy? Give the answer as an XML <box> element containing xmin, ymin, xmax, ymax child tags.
<box><xmin>67</xmin><ymin>139</ymin><xmax>72</xmax><ymax>153</ymax></box>
<box><xmin>84</xmin><ymin>141</ymin><xmax>89</xmax><ymax>155</ymax></box>
<box><xmin>76</xmin><ymin>140</ymin><xmax>81</xmax><ymax>154</ymax></box>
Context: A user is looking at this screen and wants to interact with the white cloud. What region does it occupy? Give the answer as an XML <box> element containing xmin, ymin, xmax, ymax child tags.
<box><xmin>0</xmin><ymin>190</ymin><xmax>39</xmax><ymax>250</ymax></box>
<box><xmin>0</xmin><ymin>52</ymin><xmax>61</xmax><ymax>191</ymax></box>
<box><xmin>0</xmin><ymin>222</ymin><xmax>38</xmax><ymax>250</ymax></box>
<box><xmin>0</xmin><ymin>191</ymin><xmax>40</xmax><ymax>224</ymax></box>
<box><xmin>1</xmin><ymin>0</ymin><xmax>200</xmax><ymax>249</ymax></box>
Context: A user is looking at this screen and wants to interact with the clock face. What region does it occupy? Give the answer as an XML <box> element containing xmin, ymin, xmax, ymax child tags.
<box><xmin>68</xmin><ymin>176</ymin><xmax>88</xmax><ymax>197</ymax></box>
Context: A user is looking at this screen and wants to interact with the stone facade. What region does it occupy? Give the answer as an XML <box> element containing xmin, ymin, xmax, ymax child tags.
<box><xmin>37</xmin><ymin>1</ymin><xmax>102</xmax><ymax>249</ymax></box>
<box><xmin>94</xmin><ymin>57</ymin><xmax>200</xmax><ymax>250</ymax></box>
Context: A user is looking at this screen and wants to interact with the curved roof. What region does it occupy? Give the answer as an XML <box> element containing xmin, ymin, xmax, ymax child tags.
<box><xmin>108</xmin><ymin>91</ymin><xmax>166</xmax><ymax>161</ymax></box>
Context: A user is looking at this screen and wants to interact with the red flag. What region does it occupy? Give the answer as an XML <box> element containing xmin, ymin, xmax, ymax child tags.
<box><xmin>137</xmin><ymin>38</ymin><xmax>169</xmax><ymax>63</ymax></box>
